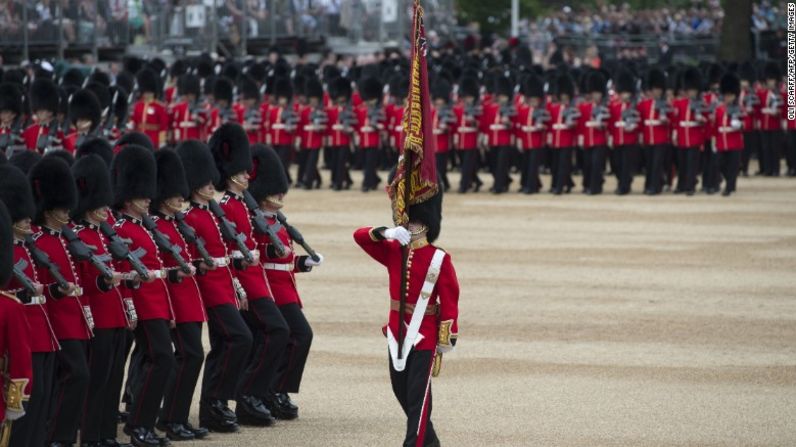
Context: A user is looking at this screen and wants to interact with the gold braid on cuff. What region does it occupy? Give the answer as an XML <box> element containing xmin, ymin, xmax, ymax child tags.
<box><xmin>438</xmin><ymin>319</ymin><xmax>454</xmax><ymax>347</ymax></box>
<box><xmin>5</xmin><ymin>378</ymin><xmax>30</xmax><ymax>411</ymax></box>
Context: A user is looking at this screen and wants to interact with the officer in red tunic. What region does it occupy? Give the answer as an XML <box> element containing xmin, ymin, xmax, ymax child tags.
<box><xmin>210</xmin><ymin>124</ymin><xmax>288</xmax><ymax>426</ymax></box>
<box><xmin>353</xmin><ymin>187</ymin><xmax>458</xmax><ymax>447</ymax></box>
<box><xmin>638</xmin><ymin>68</ymin><xmax>672</xmax><ymax>195</ymax></box>
<box><xmin>235</xmin><ymin>77</ymin><xmax>265</xmax><ymax>145</ymax></box>
<box><xmin>757</xmin><ymin>62</ymin><xmax>783</xmax><ymax>176</ymax></box>
<box><xmin>247</xmin><ymin>145</ymin><xmax>322</xmax><ymax>419</ymax></box>
<box><xmin>23</xmin><ymin>78</ymin><xmax>65</xmax><ymax>154</ymax></box>
<box><xmin>0</xmin><ymin>83</ymin><xmax>28</xmax><ymax>158</ymax></box>
<box><xmin>672</xmin><ymin>68</ymin><xmax>708</xmax><ymax>195</ymax></box>
<box><xmin>431</xmin><ymin>79</ymin><xmax>454</xmax><ymax>192</ymax></box>
<box><xmin>296</xmin><ymin>78</ymin><xmax>327</xmax><ymax>190</ymax></box>
<box><xmin>480</xmin><ymin>76</ymin><xmax>516</xmax><ymax>194</ymax></box>
<box><xmin>356</xmin><ymin>77</ymin><xmax>386</xmax><ymax>192</ymax></box>
<box><xmin>71</xmin><ymin>154</ymin><xmax>136</xmax><ymax>447</ymax></box>
<box><xmin>0</xmin><ymin>201</ymin><xmax>34</xmax><ymax>447</ymax></box>
<box><xmin>548</xmin><ymin>74</ymin><xmax>579</xmax><ymax>194</ymax></box>
<box><xmin>176</xmin><ymin>140</ymin><xmax>253</xmax><ymax>433</ymax></box>
<box><xmin>105</xmin><ymin>86</ymin><xmax>129</xmax><ymax>146</ymax></box>
<box><xmin>129</xmin><ymin>69</ymin><xmax>169</xmax><ymax>150</ymax></box>
<box><xmin>386</xmin><ymin>74</ymin><xmax>408</xmax><ymax>169</ymax></box>
<box><xmin>0</xmin><ymin>165</ymin><xmax>58</xmax><ymax>447</ymax></box>
<box><xmin>453</xmin><ymin>76</ymin><xmax>483</xmax><ymax>193</ymax></box>
<box><xmin>268</xmin><ymin>78</ymin><xmax>299</xmax><ymax>185</ymax></box>
<box><xmin>325</xmin><ymin>77</ymin><xmax>355</xmax><ymax>191</ymax></box>
<box><xmin>110</xmin><ymin>146</ymin><xmax>176</xmax><ymax>447</ymax></box>
<box><xmin>63</xmin><ymin>89</ymin><xmax>103</xmax><ymax>154</ymax></box>
<box><xmin>576</xmin><ymin>71</ymin><xmax>609</xmax><ymax>195</ymax></box>
<box><xmin>28</xmin><ymin>157</ymin><xmax>90</xmax><ymax>446</ymax></box>
<box><xmin>515</xmin><ymin>74</ymin><xmax>548</xmax><ymax>194</ymax></box>
<box><xmin>170</xmin><ymin>74</ymin><xmax>205</xmax><ymax>144</ymax></box>
<box><xmin>712</xmin><ymin>73</ymin><xmax>745</xmax><ymax>196</ymax></box>
<box><xmin>737</xmin><ymin>63</ymin><xmax>760</xmax><ymax>177</ymax></box>
<box><xmin>608</xmin><ymin>70</ymin><xmax>642</xmax><ymax>195</ymax></box>
<box><xmin>150</xmin><ymin>149</ymin><xmax>209</xmax><ymax>441</ymax></box>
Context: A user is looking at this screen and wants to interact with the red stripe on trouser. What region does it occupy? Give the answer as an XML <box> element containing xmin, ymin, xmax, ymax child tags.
<box><xmin>415</xmin><ymin>357</ymin><xmax>435</xmax><ymax>447</ymax></box>
<box><xmin>211</xmin><ymin>307</ymin><xmax>234</xmax><ymax>397</ymax></box>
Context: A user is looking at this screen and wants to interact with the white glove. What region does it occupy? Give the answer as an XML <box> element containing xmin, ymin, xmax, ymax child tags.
<box><xmin>731</xmin><ymin>119</ymin><xmax>743</xmax><ymax>130</ymax></box>
<box><xmin>436</xmin><ymin>343</ymin><xmax>454</xmax><ymax>354</ymax></box>
<box><xmin>305</xmin><ymin>253</ymin><xmax>324</xmax><ymax>267</ymax></box>
<box><xmin>5</xmin><ymin>408</ymin><xmax>25</xmax><ymax>421</ymax></box>
<box><xmin>383</xmin><ymin>227</ymin><xmax>411</xmax><ymax>246</ymax></box>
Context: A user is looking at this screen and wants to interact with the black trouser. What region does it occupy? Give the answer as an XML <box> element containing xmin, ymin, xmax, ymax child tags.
<box><xmin>123</xmin><ymin>340</ymin><xmax>143</xmax><ymax>408</ymax></box>
<box><xmin>48</xmin><ymin>339</ymin><xmax>89</xmax><ymax>443</ymax></box>
<box><xmin>741</xmin><ymin>130</ymin><xmax>760</xmax><ymax>174</ymax></box>
<box><xmin>663</xmin><ymin>144</ymin><xmax>676</xmax><ymax>188</ymax></box>
<box><xmin>644</xmin><ymin>144</ymin><xmax>667</xmax><ymax>194</ymax></box>
<box><xmin>553</xmin><ymin>147</ymin><xmax>573</xmax><ymax>192</ymax></box>
<box><xmin>435</xmin><ymin>152</ymin><xmax>450</xmax><ymax>191</ymax></box>
<box><xmin>582</xmin><ymin>146</ymin><xmax>607</xmax><ymax>194</ymax></box>
<box><xmin>82</xmin><ymin>327</ymin><xmax>128</xmax><ymax>442</ymax></box>
<box><xmin>201</xmin><ymin>304</ymin><xmax>253</xmax><ymax>402</ymax></box>
<box><xmin>329</xmin><ymin>146</ymin><xmax>351</xmax><ymax>189</ymax></box>
<box><xmin>10</xmin><ymin>351</ymin><xmax>56</xmax><ymax>447</ymax></box>
<box><xmin>615</xmin><ymin>145</ymin><xmax>638</xmax><ymax>194</ymax></box>
<box><xmin>458</xmin><ymin>149</ymin><xmax>480</xmax><ymax>192</ymax></box>
<box><xmin>490</xmin><ymin>145</ymin><xmax>512</xmax><ymax>193</ymax></box>
<box><xmin>362</xmin><ymin>148</ymin><xmax>380</xmax><ymax>189</ymax></box>
<box><xmin>301</xmin><ymin>149</ymin><xmax>322</xmax><ymax>187</ymax></box>
<box><xmin>389</xmin><ymin>350</ymin><xmax>438</xmax><ymax>447</ymax></box>
<box><xmin>719</xmin><ymin>150</ymin><xmax>742</xmax><ymax>193</ymax></box>
<box><xmin>161</xmin><ymin>322</ymin><xmax>204</xmax><ymax>424</ymax></box>
<box><xmin>274</xmin><ymin>144</ymin><xmax>293</xmax><ymax>183</ymax></box>
<box><xmin>759</xmin><ymin>130</ymin><xmax>782</xmax><ymax>176</ymax></box>
<box><xmin>239</xmin><ymin>299</ymin><xmax>290</xmax><ymax>397</ymax></box>
<box><xmin>676</xmin><ymin>147</ymin><xmax>700</xmax><ymax>193</ymax></box>
<box><xmin>786</xmin><ymin>131</ymin><xmax>796</xmax><ymax>173</ymax></box>
<box><xmin>129</xmin><ymin>319</ymin><xmax>175</xmax><ymax>429</ymax></box>
<box><xmin>701</xmin><ymin>142</ymin><xmax>720</xmax><ymax>191</ymax></box>
<box><xmin>274</xmin><ymin>303</ymin><xmax>313</xmax><ymax>394</ymax></box>
<box><xmin>295</xmin><ymin>148</ymin><xmax>309</xmax><ymax>185</ymax></box>
<box><xmin>522</xmin><ymin>150</ymin><xmax>542</xmax><ymax>193</ymax></box>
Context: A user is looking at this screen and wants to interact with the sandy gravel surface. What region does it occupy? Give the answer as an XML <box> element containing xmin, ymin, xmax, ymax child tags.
<box><xmin>173</xmin><ymin>167</ymin><xmax>796</xmax><ymax>447</ymax></box>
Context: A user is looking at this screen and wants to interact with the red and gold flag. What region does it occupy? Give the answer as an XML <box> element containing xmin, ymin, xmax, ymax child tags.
<box><xmin>387</xmin><ymin>0</ymin><xmax>438</xmax><ymax>227</ymax></box>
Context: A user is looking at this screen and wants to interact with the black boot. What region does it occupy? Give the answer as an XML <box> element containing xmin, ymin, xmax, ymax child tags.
<box><xmin>199</xmin><ymin>400</ymin><xmax>239</xmax><ymax>433</ymax></box>
<box><xmin>183</xmin><ymin>423</ymin><xmax>209</xmax><ymax>440</ymax></box>
<box><xmin>262</xmin><ymin>392</ymin><xmax>298</xmax><ymax>420</ymax></box>
<box><xmin>129</xmin><ymin>427</ymin><xmax>162</xmax><ymax>447</ymax></box>
<box><xmin>236</xmin><ymin>395</ymin><xmax>275</xmax><ymax>427</ymax></box>
<box><xmin>156</xmin><ymin>422</ymin><xmax>195</xmax><ymax>441</ymax></box>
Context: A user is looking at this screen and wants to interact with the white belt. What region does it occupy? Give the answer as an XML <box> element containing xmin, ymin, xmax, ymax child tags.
<box><xmin>231</xmin><ymin>249</ymin><xmax>259</xmax><ymax>261</ymax></box>
<box><xmin>150</xmin><ymin>269</ymin><xmax>167</xmax><ymax>280</ymax></box>
<box><xmin>718</xmin><ymin>127</ymin><xmax>741</xmax><ymax>133</ymax></box>
<box><xmin>644</xmin><ymin>119</ymin><xmax>663</xmax><ymax>126</ymax></box>
<box><xmin>213</xmin><ymin>257</ymin><xmax>230</xmax><ymax>267</ymax></box>
<box><xmin>552</xmin><ymin>124</ymin><xmax>571</xmax><ymax>130</ymax></box>
<box><xmin>263</xmin><ymin>262</ymin><xmax>292</xmax><ymax>272</ymax></box>
<box><xmin>26</xmin><ymin>295</ymin><xmax>46</xmax><ymax>305</ymax></box>
<box><xmin>489</xmin><ymin>124</ymin><xmax>508</xmax><ymax>131</ymax></box>
<box><xmin>680</xmin><ymin>121</ymin><xmax>701</xmax><ymax>128</ymax></box>
<box><xmin>458</xmin><ymin>127</ymin><xmax>477</xmax><ymax>132</ymax></box>
<box><xmin>68</xmin><ymin>287</ymin><xmax>84</xmax><ymax>297</ymax></box>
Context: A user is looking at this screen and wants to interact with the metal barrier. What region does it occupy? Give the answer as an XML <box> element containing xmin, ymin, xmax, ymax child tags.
<box><xmin>549</xmin><ymin>33</ymin><xmax>720</xmax><ymax>64</ymax></box>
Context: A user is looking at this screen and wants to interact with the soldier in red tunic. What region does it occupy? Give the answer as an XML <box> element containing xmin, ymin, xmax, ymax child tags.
<box><xmin>515</xmin><ymin>74</ymin><xmax>548</xmax><ymax>194</ymax></box>
<box><xmin>356</xmin><ymin>77</ymin><xmax>386</xmax><ymax>192</ymax></box>
<box><xmin>712</xmin><ymin>73</ymin><xmax>745</xmax><ymax>196</ymax></box>
<box><xmin>672</xmin><ymin>68</ymin><xmax>708</xmax><ymax>196</ymax></box>
<box><xmin>176</xmin><ymin>140</ymin><xmax>253</xmax><ymax>433</ymax></box>
<box><xmin>150</xmin><ymin>149</ymin><xmax>210</xmax><ymax>441</ymax></box>
<box><xmin>431</xmin><ymin>79</ymin><xmax>453</xmax><ymax>192</ymax></box>
<box><xmin>28</xmin><ymin>157</ymin><xmax>90</xmax><ymax>446</ymax></box>
<box><xmin>129</xmin><ymin>69</ymin><xmax>169</xmax><ymax>150</ymax></box>
<box><xmin>325</xmin><ymin>77</ymin><xmax>355</xmax><ymax>191</ymax></box>
<box><xmin>23</xmin><ymin>78</ymin><xmax>65</xmax><ymax>154</ymax></box>
<box><xmin>63</xmin><ymin>89</ymin><xmax>103</xmax><ymax>154</ymax></box>
<box><xmin>110</xmin><ymin>146</ymin><xmax>176</xmax><ymax>447</ymax></box>
<box><xmin>249</xmin><ymin>146</ymin><xmax>323</xmax><ymax>419</ymax></box>
<box><xmin>235</xmin><ymin>77</ymin><xmax>265</xmax><ymax>146</ymax></box>
<box><xmin>638</xmin><ymin>68</ymin><xmax>672</xmax><ymax>195</ymax></box>
<box><xmin>757</xmin><ymin>62</ymin><xmax>783</xmax><ymax>176</ymax></box>
<box><xmin>353</xmin><ymin>188</ymin><xmax>458</xmax><ymax>447</ymax></box>
<box><xmin>71</xmin><ymin>154</ymin><xmax>136</xmax><ymax>447</ymax></box>
<box><xmin>548</xmin><ymin>74</ymin><xmax>579</xmax><ymax>194</ymax></box>
<box><xmin>576</xmin><ymin>71</ymin><xmax>610</xmax><ymax>195</ymax></box>
<box><xmin>453</xmin><ymin>76</ymin><xmax>483</xmax><ymax>193</ymax></box>
<box><xmin>210</xmin><ymin>124</ymin><xmax>289</xmax><ymax>426</ymax></box>
<box><xmin>170</xmin><ymin>74</ymin><xmax>205</xmax><ymax>144</ymax></box>
<box><xmin>268</xmin><ymin>78</ymin><xmax>299</xmax><ymax>185</ymax></box>
<box><xmin>296</xmin><ymin>78</ymin><xmax>327</xmax><ymax>190</ymax></box>
<box><xmin>0</xmin><ymin>165</ymin><xmax>57</xmax><ymax>447</ymax></box>
<box><xmin>480</xmin><ymin>76</ymin><xmax>516</xmax><ymax>194</ymax></box>
<box><xmin>0</xmin><ymin>201</ymin><xmax>34</xmax><ymax>447</ymax></box>
<box><xmin>608</xmin><ymin>70</ymin><xmax>642</xmax><ymax>195</ymax></box>
<box><xmin>0</xmin><ymin>83</ymin><xmax>27</xmax><ymax>158</ymax></box>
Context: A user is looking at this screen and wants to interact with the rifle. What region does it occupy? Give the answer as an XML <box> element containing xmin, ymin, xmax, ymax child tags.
<box><xmin>36</xmin><ymin>119</ymin><xmax>64</xmax><ymax>154</ymax></box>
<box><xmin>12</xmin><ymin>259</ymin><xmax>38</xmax><ymax>300</ymax></box>
<box><xmin>207</xmin><ymin>200</ymin><xmax>255</xmax><ymax>264</ymax></box>
<box><xmin>140</xmin><ymin>215</ymin><xmax>193</xmax><ymax>274</ymax></box>
<box><xmin>562</xmin><ymin>100</ymin><xmax>581</xmax><ymax>127</ymax></box>
<box><xmin>24</xmin><ymin>235</ymin><xmax>70</xmax><ymax>291</ymax></box>
<box><xmin>61</xmin><ymin>225</ymin><xmax>114</xmax><ymax>281</ymax></box>
<box><xmin>174</xmin><ymin>211</ymin><xmax>215</xmax><ymax>268</ymax></box>
<box><xmin>309</xmin><ymin>106</ymin><xmax>328</xmax><ymax>127</ymax></box>
<box><xmin>241</xmin><ymin>191</ymin><xmax>287</xmax><ymax>257</ymax></box>
<box><xmin>99</xmin><ymin>221</ymin><xmax>150</xmax><ymax>281</ymax></box>
<box><xmin>531</xmin><ymin>106</ymin><xmax>551</xmax><ymax>126</ymax></box>
<box><xmin>276</xmin><ymin>211</ymin><xmax>320</xmax><ymax>262</ymax></box>
<box><xmin>335</xmin><ymin>105</ymin><xmax>357</xmax><ymax>131</ymax></box>
<box><xmin>654</xmin><ymin>98</ymin><xmax>671</xmax><ymax>117</ymax></box>
<box><xmin>1</xmin><ymin>116</ymin><xmax>26</xmax><ymax>158</ymax></box>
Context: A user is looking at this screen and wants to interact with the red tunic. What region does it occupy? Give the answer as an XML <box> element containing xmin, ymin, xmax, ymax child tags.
<box><xmin>113</xmin><ymin>216</ymin><xmax>173</xmax><ymax>321</ymax></box>
<box><xmin>73</xmin><ymin>224</ymin><xmax>128</xmax><ymax>329</ymax></box>
<box><xmin>672</xmin><ymin>97</ymin><xmax>708</xmax><ymax>149</ymax></box>
<box><xmin>480</xmin><ymin>102</ymin><xmax>513</xmax><ymax>147</ymax></box>
<box><xmin>325</xmin><ymin>105</ymin><xmax>353</xmax><ymax>147</ymax></box>
<box><xmin>219</xmin><ymin>193</ymin><xmax>272</xmax><ymax>301</ymax></box>
<box><xmin>514</xmin><ymin>103</ymin><xmax>546</xmax><ymax>150</ymax></box>
<box><xmin>297</xmin><ymin>105</ymin><xmax>326</xmax><ymax>150</ymax></box>
<box><xmin>355</xmin><ymin>104</ymin><xmax>383</xmax><ymax>149</ymax></box>
<box><xmin>637</xmin><ymin>98</ymin><xmax>672</xmax><ymax>145</ymax></box>
<box><xmin>386</xmin><ymin>103</ymin><xmax>405</xmax><ymax>151</ymax></box>
<box><xmin>576</xmin><ymin>101</ymin><xmax>609</xmax><ymax>148</ymax></box>
<box><xmin>712</xmin><ymin>104</ymin><xmax>744</xmax><ymax>151</ymax></box>
<box><xmin>130</xmin><ymin>100</ymin><xmax>169</xmax><ymax>148</ymax></box>
<box><xmin>353</xmin><ymin>227</ymin><xmax>459</xmax><ymax>352</ymax></box>
<box><xmin>152</xmin><ymin>215</ymin><xmax>207</xmax><ymax>323</ymax></box>
<box><xmin>0</xmin><ymin>292</ymin><xmax>33</xmax><ymax>422</ymax></box>
<box><xmin>452</xmin><ymin>104</ymin><xmax>479</xmax><ymax>150</ymax></box>
<box><xmin>32</xmin><ymin>227</ymin><xmax>92</xmax><ymax>340</ymax></box>
<box><xmin>182</xmin><ymin>203</ymin><xmax>238</xmax><ymax>309</ymax></box>
<box><xmin>170</xmin><ymin>101</ymin><xmax>205</xmax><ymax>142</ymax></box>
<box><xmin>268</xmin><ymin>105</ymin><xmax>297</xmax><ymax>147</ymax></box>
<box><xmin>255</xmin><ymin>212</ymin><xmax>308</xmax><ymax>307</ymax></box>
<box><xmin>9</xmin><ymin>241</ymin><xmax>59</xmax><ymax>352</ymax></box>
<box><xmin>756</xmin><ymin>88</ymin><xmax>783</xmax><ymax>131</ymax></box>
<box><xmin>23</xmin><ymin>122</ymin><xmax>65</xmax><ymax>152</ymax></box>
<box><xmin>234</xmin><ymin>103</ymin><xmax>265</xmax><ymax>144</ymax></box>
<box><xmin>608</xmin><ymin>100</ymin><xmax>640</xmax><ymax>147</ymax></box>
<box><xmin>431</xmin><ymin>108</ymin><xmax>451</xmax><ymax>153</ymax></box>
<box><xmin>546</xmin><ymin>102</ymin><xmax>577</xmax><ymax>149</ymax></box>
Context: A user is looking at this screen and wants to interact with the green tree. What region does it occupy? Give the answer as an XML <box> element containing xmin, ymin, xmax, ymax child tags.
<box><xmin>718</xmin><ymin>0</ymin><xmax>753</xmax><ymax>61</ymax></box>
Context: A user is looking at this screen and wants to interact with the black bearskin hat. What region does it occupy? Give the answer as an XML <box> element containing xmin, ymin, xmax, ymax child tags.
<box><xmin>586</xmin><ymin>71</ymin><xmax>606</xmax><ymax>94</ymax></box>
<box><xmin>521</xmin><ymin>74</ymin><xmax>544</xmax><ymax>98</ymax></box>
<box><xmin>9</xmin><ymin>151</ymin><xmax>42</xmax><ymax>175</ymax></box>
<box><xmin>88</xmin><ymin>70</ymin><xmax>111</xmax><ymax>87</ymax></box>
<box><xmin>738</xmin><ymin>62</ymin><xmax>757</xmax><ymax>84</ymax></box>
<box><xmin>115</xmin><ymin>71</ymin><xmax>136</xmax><ymax>98</ymax></box>
<box><xmin>115</xmin><ymin>131</ymin><xmax>154</xmax><ymax>152</ymax></box>
<box><xmin>123</xmin><ymin>56</ymin><xmax>145</xmax><ymax>77</ymax></box>
<box><xmin>0</xmin><ymin>201</ymin><xmax>13</xmax><ymax>287</ymax></box>
<box><xmin>69</xmin><ymin>89</ymin><xmax>102</xmax><ymax>130</ymax></box>
<box><xmin>293</xmin><ymin>74</ymin><xmax>307</xmax><ymax>97</ymax></box>
<box><xmin>29</xmin><ymin>156</ymin><xmax>77</xmax><ymax>223</ymax></box>
<box><xmin>273</xmin><ymin>77</ymin><xmax>293</xmax><ymax>100</ymax></box>
<box><xmin>646</xmin><ymin>68</ymin><xmax>667</xmax><ymax>91</ymax></box>
<box><xmin>682</xmin><ymin>67</ymin><xmax>703</xmax><ymax>92</ymax></box>
<box><xmin>408</xmin><ymin>190</ymin><xmax>443</xmax><ymax>243</ymax></box>
<box><xmin>176</xmin><ymin>140</ymin><xmax>220</xmax><ymax>192</ymax></box>
<box><xmin>720</xmin><ymin>72</ymin><xmax>741</xmax><ymax>96</ymax></box>
<box><xmin>389</xmin><ymin>74</ymin><xmax>408</xmax><ymax>99</ymax></box>
<box><xmin>432</xmin><ymin>79</ymin><xmax>452</xmax><ymax>102</ymax></box>
<box><xmin>495</xmin><ymin>75</ymin><xmax>514</xmax><ymax>97</ymax></box>
<box><xmin>111</xmin><ymin>145</ymin><xmax>157</xmax><ymax>207</ymax></box>
<box><xmin>72</xmin><ymin>154</ymin><xmax>113</xmax><ymax>219</ymax></box>
<box><xmin>763</xmin><ymin>62</ymin><xmax>781</xmax><ymax>82</ymax></box>
<box><xmin>153</xmin><ymin>149</ymin><xmax>189</xmax><ymax>211</ymax></box>
<box><xmin>0</xmin><ymin>165</ymin><xmax>35</xmax><ymax>223</ymax></box>
<box><xmin>213</xmin><ymin>77</ymin><xmax>234</xmax><ymax>103</ymax></box>
<box><xmin>60</xmin><ymin>68</ymin><xmax>85</xmax><ymax>89</ymax></box>
<box><xmin>178</xmin><ymin>74</ymin><xmax>201</xmax><ymax>98</ymax></box>
<box><xmin>43</xmin><ymin>150</ymin><xmax>75</xmax><ymax>167</ymax></box>
<box><xmin>359</xmin><ymin>77</ymin><xmax>383</xmax><ymax>102</ymax></box>
<box><xmin>209</xmin><ymin>123</ymin><xmax>252</xmax><ymax>190</ymax></box>
<box><xmin>85</xmin><ymin>82</ymin><xmax>111</xmax><ymax>115</ymax></box>
<box><xmin>0</xmin><ymin>83</ymin><xmax>22</xmax><ymax>115</ymax></box>
<box><xmin>459</xmin><ymin>76</ymin><xmax>480</xmax><ymax>98</ymax></box>
<box><xmin>556</xmin><ymin>74</ymin><xmax>575</xmax><ymax>97</ymax></box>
<box><xmin>76</xmin><ymin>137</ymin><xmax>113</xmax><ymax>167</ymax></box>
<box><xmin>615</xmin><ymin>70</ymin><xmax>636</xmax><ymax>94</ymax></box>
<box><xmin>707</xmin><ymin>63</ymin><xmax>724</xmax><ymax>86</ymax></box>
<box><xmin>331</xmin><ymin>77</ymin><xmax>352</xmax><ymax>100</ymax></box>
<box><xmin>248</xmin><ymin>144</ymin><xmax>288</xmax><ymax>202</ymax></box>
<box><xmin>305</xmin><ymin>78</ymin><xmax>323</xmax><ymax>99</ymax></box>
<box><xmin>29</xmin><ymin>78</ymin><xmax>59</xmax><ymax>113</ymax></box>
<box><xmin>136</xmin><ymin>68</ymin><xmax>161</xmax><ymax>95</ymax></box>
<box><xmin>240</xmin><ymin>76</ymin><xmax>260</xmax><ymax>100</ymax></box>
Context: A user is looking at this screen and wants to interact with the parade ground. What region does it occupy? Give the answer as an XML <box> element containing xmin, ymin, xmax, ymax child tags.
<box><xmin>183</xmin><ymin>168</ymin><xmax>796</xmax><ymax>447</ymax></box>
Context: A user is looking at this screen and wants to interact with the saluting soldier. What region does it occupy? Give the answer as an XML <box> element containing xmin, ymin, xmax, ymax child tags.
<box><xmin>23</xmin><ymin>78</ymin><xmax>64</xmax><ymax>154</ymax></box>
<box><xmin>353</xmin><ymin>187</ymin><xmax>459</xmax><ymax>447</ymax></box>
<box><xmin>130</xmin><ymin>69</ymin><xmax>169</xmax><ymax>150</ymax></box>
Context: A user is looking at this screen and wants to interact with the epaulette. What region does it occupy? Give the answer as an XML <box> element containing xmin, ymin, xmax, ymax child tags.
<box><xmin>220</xmin><ymin>194</ymin><xmax>231</xmax><ymax>205</ymax></box>
<box><xmin>114</xmin><ymin>218</ymin><xmax>127</xmax><ymax>228</ymax></box>
<box><xmin>72</xmin><ymin>225</ymin><xmax>85</xmax><ymax>233</ymax></box>
<box><xmin>0</xmin><ymin>290</ymin><xmax>22</xmax><ymax>304</ymax></box>
<box><xmin>31</xmin><ymin>231</ymin><xmax>44</xmax><ymax>241</ymax></box>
